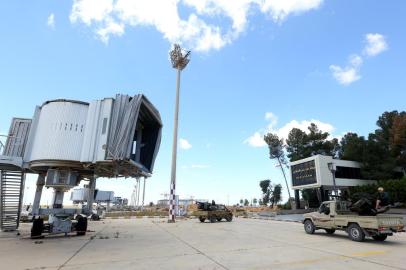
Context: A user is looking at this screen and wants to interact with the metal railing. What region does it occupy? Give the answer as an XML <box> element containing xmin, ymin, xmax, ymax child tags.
<box><xmin>0</xmin><ymin>140</ymin><xmax>4</xmax><ymax>154</ymax></box>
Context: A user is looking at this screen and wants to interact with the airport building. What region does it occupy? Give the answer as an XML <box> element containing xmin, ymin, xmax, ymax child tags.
<box><xmin>290</xmin><ymin>155</ymin><xmax>377</xmax><ymax>208</ymax></box>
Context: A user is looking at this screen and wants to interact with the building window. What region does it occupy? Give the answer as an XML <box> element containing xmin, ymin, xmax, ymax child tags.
<box><xmin>335</xmin><ymin>166</ymin><xmax>363</xmax><ymax>179</ymax></box>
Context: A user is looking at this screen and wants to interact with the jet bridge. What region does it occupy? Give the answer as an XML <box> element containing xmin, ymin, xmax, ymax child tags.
<box><xmin>0</xmin><ymin>94</ymin><xmax>162</xmax><ymax>236</ymax></box>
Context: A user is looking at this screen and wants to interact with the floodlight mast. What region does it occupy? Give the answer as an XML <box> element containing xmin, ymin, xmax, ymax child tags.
<box><xmin>168</xmin><ymin>44</ymin><xmax>191</xmax><ymax>223</ymax></box>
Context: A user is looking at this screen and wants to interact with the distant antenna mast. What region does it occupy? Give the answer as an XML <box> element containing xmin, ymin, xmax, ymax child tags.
<box><xmin>168</xmin><ymin>44</ymin><xmax>191</xmax><ymax>223</ymax></box>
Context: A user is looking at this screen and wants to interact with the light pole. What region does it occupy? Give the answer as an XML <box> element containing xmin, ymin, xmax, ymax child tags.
<box><xmin>168</xmin><ymin>44</ymin><xmax>191</xmax><ymax>223</ymax></box>
<box><xmin>327</xmin><ymin>162</ymin><xmax>337</xmax><ymax>198</ymax></box>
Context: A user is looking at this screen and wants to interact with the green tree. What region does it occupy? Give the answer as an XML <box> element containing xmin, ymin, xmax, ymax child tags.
<box><xmin>244</xmin><ymin>199</ymin><xmax>249</xmax><ymax>206</ymax></box>
<box><xmin>286</xmin><ymin>128</ymin><xmax>308</xmax><ymax>161</ymax></box>
<box><xmin>339</xmin><ymin>132</ymin><xmax>365</xmax><ymax>162</ymax></box>
<box><xmin>259</xmin><ymin>180</ymin><xmax>272</xmax><ymax>205</ymax></box>
<box><xmin>301</xmin><ymin>189</ymin><xmax>319</xmax><ymax>208</ymax></box>
<box><xmin>362</xmin><ymin>134</ymin><xmax>397</xmax><ymax>180</ymax></box>
<box><xmin>390</xmin><ymin>114</ymin><xmax>406</xmax><ymax>172</ymax></box>
<box><xmin>286</xmin><ymin>123</ymin><xmax>339</xmax><ymax>162</ymax></box>
<box><xmin>270</xmin><ymin>184</ymin><xmax>282</xmax><ymax>207</ymax></box>
<box><xmin>339</xmin><ymin>112</ymin><xmax>406</xmax><ymax>180</ymax></box>
<box><xmin>239</xmin><ymin>199</ymin><xmax>243</xmax><ymax>205</ymax></box>
<box><xmin>264</xmin><ymin>133</ymin><xmax>291</xmax><ymax>199</ymax></box>
<box><xmin>258</xmin><ymin>199</ymin><xmax>263</xmax><ymax>205</ymax></box>
<box><xmin>363</xmin><ymin>111</ymin><xmax>406</xmax><ymax>180</ymax></box>
<box><xmin>253</xmin><ymin>198</ymin><xmax>258</xmax><ymax>205</ymax></box>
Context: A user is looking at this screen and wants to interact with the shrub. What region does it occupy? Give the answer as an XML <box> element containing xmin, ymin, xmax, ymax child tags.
<box><xmin>349</xmin><ymin>177</ymin><xmax>406</xmax><ymax>204</ymax></box>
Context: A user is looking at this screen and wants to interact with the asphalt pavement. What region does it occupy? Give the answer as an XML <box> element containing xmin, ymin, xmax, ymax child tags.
<box><xmin>0</xmin><ymin>218</ymin><xmax>405</xmax><ymax>270</ymax></box>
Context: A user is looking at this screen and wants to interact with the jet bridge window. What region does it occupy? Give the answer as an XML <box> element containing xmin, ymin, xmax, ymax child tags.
<box><xmin>129</xmin><ymin>103</ymin><xmax>161</xmax><ymax>172</ymax></box>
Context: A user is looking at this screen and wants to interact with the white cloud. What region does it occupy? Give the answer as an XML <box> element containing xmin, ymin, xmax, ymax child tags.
<box><xmin>363</xmin><ymin>33</ymin><xmax>388</xmax><ymax>57</ymax></box>
<box><xmin>259</xmin><ymin>0</ymin><xmax>323</xmax><ymax>22</ymax></box>
<box><xmin>265</xmin><ymin>112</ymin><xmax>278</xmax><ymax>126</ymax></box>
<box><xmin>244</xmin><ymin>112</ymin><xmax>336</xmax><ymax>148</ymax></box>
<box><xmin>329</xmin><ymin>54</ymin><xmax>363</xmax><ymax>86</ymax></box>
<box><xmin>69</xmin><ymin>0</ymin><xmax>324</xmax><ymax>52</ymax></box>
<box><xmin>330</xmin><ymin>33</ymin><xmax>388</xmax><ymax>85</ymax></box>
<box><xmin>349</xmin><ymin>54</ymin><xmax>363</xmax><ymax>67</ymax></box>
<box><xmin>179</xmin><ymin>138</ymin><xmax>192</xmax><ymax>150</ymax></box>
<box><xmin>96</xmin><ymin>18</ymin><xmax>125</xmax><ymax>43</ymax></box>
<box><xmin>244</xmin><ymin>132</ymin><xmax>267</xmax><ymax>147</ymax></box>
<box><xmin>47</xmin><ymin>13</ymin><xmax>55</xmax><ymax>29</ymax></box>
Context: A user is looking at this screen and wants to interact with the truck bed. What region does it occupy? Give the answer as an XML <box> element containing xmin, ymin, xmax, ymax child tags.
<box><xmin>334</xmin><ymin>213</ymin><xmax>404</xmax><ymax>230</ymax></box>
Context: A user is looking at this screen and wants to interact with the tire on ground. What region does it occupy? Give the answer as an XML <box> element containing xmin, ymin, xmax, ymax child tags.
<box><xmin>226</xmin><ymin>215</ymin><xmax>233</xmax><ymax>222</ymax></box>
<box><xmin>304</xmin><ymin>219</ymin><xmax>315</xmax><ymax>234</ymax></box>
<box><xmin>31</xmin><ymin>217</ymin><xmax>44</xmax><ymax>239</ymax></box>
<box><xmin>199</xmin><ymin>216</ymin><xmax>206</xmax><ymax>223</ymax></box>
<box><xmin>347</xmin><ymin>223</ymin><xmax>365</xmax><ymax>242</ymax></box>
<box><xmin>76</xmin><ymin>215</ymin><xmax>88</xmax><ymax>236</ymax></box>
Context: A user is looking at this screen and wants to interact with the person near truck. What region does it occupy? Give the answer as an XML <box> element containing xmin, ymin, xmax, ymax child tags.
<box><xmin>375</xmin><ymin>187</ymin><xmax>389</xmax><ymax>209</ymax></box>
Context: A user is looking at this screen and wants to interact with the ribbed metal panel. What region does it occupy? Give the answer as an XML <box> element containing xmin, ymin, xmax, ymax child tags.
<box><xmin>28</xmin><ymin>101</ymin><xmax>88</xmax><ymax>162</ymax></box>
<box><xmin>3</xmin><ymin>118</ymin><xmax>31</xmax><ymax>157</ymax></box>
<box><xmin>80</xmin><ymin>98</ymin><xmax>113</xmax><ymax>163</ymax></box>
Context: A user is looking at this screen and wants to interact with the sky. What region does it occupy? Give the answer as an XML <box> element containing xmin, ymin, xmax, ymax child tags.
<box><xmin>1</xmin><ymin>0</ymin><xmax>406</xmax><ymax>207</ymax></box>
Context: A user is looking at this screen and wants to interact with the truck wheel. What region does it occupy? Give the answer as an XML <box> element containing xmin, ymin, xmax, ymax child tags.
<box><xmin>31</xmin><ymin>218</ymin><xmax>44</xmax><ymax>239</ymax></box>
<box><xmin>76</xmin><ymin>216</ymin><xmax>88</xmax><ymax>236</ymax></box>
<box><xmin>226</xmin><ymin>215</ymin><xmax>233</xmax><ymax>222</ymax></box>
<box><xmin>199</xmin><ymin>216</ymin><xmax>206</xmax><ymax>223</ymax></box>
<box><xmin>209</xmin><ymin>216</ymin><xmax>217</xmax><ymax>223</ymax></box>
<box><xmin>348</xmin><ymin>224</ymin><xmax>365</xmax><ymax>242</ymax></box>
<box><xmin>91</xmin><ymin>214</ymin><xmax>100</xmax><ymax>221</ymax></box>
<box><xmin>325</xmin><ymin>229</ymin><xmax>335</xmax><ymax>234</ymax></box>
<box><xmin>372</xmin><ymin>235</ymin><xmax>387</xmax><ymax>241</ymax></box>
<box><xmin>304</xmin><ymin>220</ymin><xmax>315</xmax><ymax>234</ymax></box>
<box><xmin>217</xmin><ymin>217</ymin><xmax>222</xmax><ymax>222</ymax></box>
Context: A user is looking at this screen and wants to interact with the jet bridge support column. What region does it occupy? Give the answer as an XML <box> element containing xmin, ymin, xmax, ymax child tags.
<box><xmin>136</xmin><ymin>177</ymin><xmax>141</xmax><ymax>208</ymax></box>
<box><xmin>86</xmin><ymin>176</ymin><xmax>96</xmax><ymax>215</ymax></box>
<box><xmin>32</xmin><ymin>174</ymin><xmax>45</xmax><ymax>216</ymax></box>
<box><xmin>141</xmin><ymin>177</ymin><xmax>146</xmax><ymax>209</ymax></box>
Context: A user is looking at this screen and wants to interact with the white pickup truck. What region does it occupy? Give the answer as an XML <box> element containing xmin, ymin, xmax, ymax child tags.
<box><xmin>303</xmin><ymin>200</ymin><xmax>405</xmax><ymax>242</ymax></box>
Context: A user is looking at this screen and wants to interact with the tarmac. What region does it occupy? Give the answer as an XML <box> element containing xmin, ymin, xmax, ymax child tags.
<box><xmin>0</xmin><ymin>217</ymin><xmax>405</xmax><ymax>270</ymax></box>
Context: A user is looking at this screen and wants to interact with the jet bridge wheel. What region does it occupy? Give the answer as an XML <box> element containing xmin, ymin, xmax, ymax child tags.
<box><xmin>76</xmin><ymin>216</ymin><xmax>88</xmax><ymax>236</ymax></box>
<box><xmin>31</xmin><ymin>217</ymin><xmax>44</xmax><ymax>239</ymax></box>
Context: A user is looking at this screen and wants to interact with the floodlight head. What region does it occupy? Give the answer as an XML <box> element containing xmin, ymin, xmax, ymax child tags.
<box><xmin>170</xmin><ymin>44</ymin><xmax>191</xmax><ymax>70</ymax></box>
<box><xmin>327</xmin><ymin>162</ymin><xmax>335</xmax><ymax>172</ymax></box>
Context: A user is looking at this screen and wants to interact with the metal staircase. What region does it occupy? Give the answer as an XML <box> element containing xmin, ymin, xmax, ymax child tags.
<box><xmin>0</xmin><ymin>170</ymin><xmax>25</xmax><ymax>231</ymax></box>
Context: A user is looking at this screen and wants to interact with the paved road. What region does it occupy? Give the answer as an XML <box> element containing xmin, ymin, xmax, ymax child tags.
<box><xmin>0</xmin><ymin>218</ymin><xmax>405</xmax><ymax>270</ymax></box>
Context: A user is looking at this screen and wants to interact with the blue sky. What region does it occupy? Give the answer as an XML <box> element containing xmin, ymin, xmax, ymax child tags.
<box><xmin>1</xmin><ymin>0</ymin><xmax>406</xmax><ymax>206</ymax></box>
